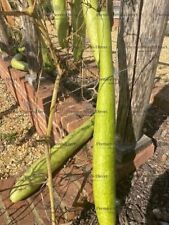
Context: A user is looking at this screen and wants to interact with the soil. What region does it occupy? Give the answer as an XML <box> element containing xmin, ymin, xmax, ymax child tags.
<box><xmin>117</xmin><ymin>105</ymin><xmax>169</xmax><ymax>225</ymax></box>
<box><xmin>0</xmin><ymin>78</ymin><xmax>46</xmax><ymax>179</ymax></box>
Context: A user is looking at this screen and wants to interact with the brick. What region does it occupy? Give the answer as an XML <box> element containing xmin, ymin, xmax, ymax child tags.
<box><xmin>14</xmin><ymin>83</ymin><xmax>30</xmax><ymax>111</ymax></box>
<box><xmin>0</xmin><ymin>177</ymin><xmax>35</xmax><ymax>225</ymax></box>
<box><xmin>27</xmin><ymin>194</ymin><xmax>51</xmax><ymax>225</ymax></box>
<box><xmin>56</xmin><ymin>96</ymin><xmax>78</xmax><ymax>113</ymax></box>
<box><xmin>23</xmin><ymin>84</ymin><xmax>52</xmax><ymax>137</ymax></box>
<box><xmin>29</xmin><ymin>188</ymin><xmax>66</xmax><ymax>224</ymax></box>
<box><xmin>149</xmin><ymin>85</ymin><xmax>164</xmax><ymax>104</ymax></box>
<box><xmin>67</xmin><ymin>116</ymin><xmax>89</xmax><ymax>133</ymax></box>
<box><xmin>54</xmin><ymin>166</ymin><xmax>88</xmax><ymax>220</ymax></box>
<box><xmin>0</xmin><ymin>59</ymin><xmax>17</xmax><ymax>99</ymax></box>
<box><xmin>58</xmin><ymin>103</ymin><xmax>94</xmax><ymax>117</ymax></box>
<box><xmin>116</xmin><ymin>143</ymin><xmax>155</xmax><ymax>181</ymax></box>
<box><xmin>0</xmin><ymin>58</ymin><xmax>29</xmax><ymax>110</ymax></box>
<box><xmin>61</xmin><ymin>113</ymin><xmax>80</xmax><ymax>132</ymax></box>
<box><xmin>153</xmin><ymin>84</ymin><xmax>169</xmax><ymax>113</ymax></box>
<box><xmin>52</xmin><ymin>113</ymin><xmax>64</xmax><ymax>142</ymax></box>
<box><xmin>56</xmin><ymin>97</ymin><xmax>94</xmax><ymax>133</ymax></box>
<box><xmin>37</xmin><ymin>78</ymin><xmax>54</xmax><ymax>99</ymax></box>
<box><xmin>20</xmin><ymin>79</ymin><xmax>35</xmax><ymax>112</ymax></box>
<box><xmin>133</xmin><ymin>143</ymin><xmax>154</xmax><ymax>168</ymax></box>
<box><xmin>30</xmin><ymin>109</ymin><xmax>48</xmax><ymax>136</ymax></box>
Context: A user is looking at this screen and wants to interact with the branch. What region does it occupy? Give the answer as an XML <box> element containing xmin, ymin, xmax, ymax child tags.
<box><xmin>0</xmin><ymin>6</ymin><xmax>35</xmax><ymax>17</ymax></box>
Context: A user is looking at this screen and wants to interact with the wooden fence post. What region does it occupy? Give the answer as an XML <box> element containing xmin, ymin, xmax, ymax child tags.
<box><xmin>19</xmin><ymin>0</ymin><xmax>41</xmax><ymax>86</ymax></box>
<box><xmin>116</xmin><ymin>0</ymin><xmax>169</xmax><ymax>150</ymax></box>
<box><xmin>0</xmin><ymin>14</ymin><xmax>9</xmax><ymax>51</ymax></box>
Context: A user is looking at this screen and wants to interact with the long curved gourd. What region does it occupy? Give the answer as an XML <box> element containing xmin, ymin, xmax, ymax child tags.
<box><xmin>11</xmin><ymin>53</ymin><xmax>28</xmax><ymax>71</ymax></box>
<box><xmin>11</xmin><ymin>46</ymin><xmax>53</xmax><ymax>72</ymax></box>
<box><xmin>52</xmin><ymin>0</ymin><xmax>69</xmax><ymax>48</ymax></box>
<box><xmin>10</xmin><ymin>117</ymin><xmax>94</xmax><ymax>203</ymax></box>
<box><xmin>41</xmin><ymin>47</ymin><xmax>52</xmax><ymax>69</ymax></box>
<box><xmin>82</xmin><ymin>0</ymin><xmax>99</xmax><ymax>64</ymax></box>
<box><xmin>93</xmin><ymin>10</ymin><xmax>116</xmax><ymax>225</ymax></box>
<box><xmin>41</xmin><ymin>43</ymin><xmax>54</xmax><ymax>71</ymax></box>
<box><xmin>72</xmin><ymin>0</ymin><xmax>86</xmax><ymax>60</ymax></box>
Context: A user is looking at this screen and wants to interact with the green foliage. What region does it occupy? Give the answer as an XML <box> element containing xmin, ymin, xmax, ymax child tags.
<box><xmin>43</xmin><ymin>0</ymin><xmax>53</xmax><ymax>14</ymax></box>
<box><xmin>0</xmin><ymin>132</ymin><xmax>17</xmax><ymax>144</ymax></box>
<box><xmin>52</xmin><ymin>0</ymin><xmax>69</xmax><ymax>48</ymax></box>
<box><xmin>72</xmin><ymin>0</ymin><xmax>86</xmax><ymax>60</ymax></box>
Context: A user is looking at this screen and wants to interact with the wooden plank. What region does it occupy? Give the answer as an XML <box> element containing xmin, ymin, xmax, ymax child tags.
<box><xmin>0</xmin><ymin>14</ymin><xmax>9</xmax><ymax>51</ymax></box>
<box><xmin>19</xmin><ymin>0</ymin><xmax>41</xmax><ymax>86</ymax></box>
<box><xmin>0</xmin><ymin>0</ymin><xmax>15</xmax><ymax>26</ymax></box>
<box><xmin>116</xmin><ymin>0</ymin><xmax>169</xmax><ymax>147</ymax></box>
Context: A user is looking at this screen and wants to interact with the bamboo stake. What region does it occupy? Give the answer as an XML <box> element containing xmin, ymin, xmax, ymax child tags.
<box><xmin>32</xmin><ymin>3</ymin><xmax>65</xmax><ymax>224</ymax></box>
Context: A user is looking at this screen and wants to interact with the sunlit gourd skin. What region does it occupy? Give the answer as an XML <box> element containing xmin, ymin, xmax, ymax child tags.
<box><xmin>93</xmin><ymin>9</ymin><xmax>116</xmax><ymax>225</ymax></box>
<box><xmin>11</xmin><ymin>53</ymin><xmax>28</xmax><ymax>71</ymax></box>
<box><xmin>52</xmin><ymin>0</ymin><xmax>69</xmax><ymax>48</ymax></box>
<box><xmin>72</xmin><ymin>0</ymin><xmax>86</xmax><ymax>61</ymax></box>
<box><xmin>82</xmin><ymin>0</ymin><xmax>99</xmax><ymax>64</ymax></box>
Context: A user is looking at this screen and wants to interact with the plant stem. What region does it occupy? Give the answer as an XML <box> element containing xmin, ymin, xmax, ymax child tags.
<box><xmin>34</xmin><ymin>10</ymin><xmax>64</xmax><ymax>225</ymax></box>
<box><xmin>45</xmin><ymin>72</ymin><xmax>62</xmax><ymax>225</ymax></box>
